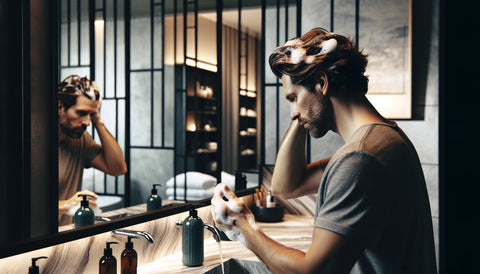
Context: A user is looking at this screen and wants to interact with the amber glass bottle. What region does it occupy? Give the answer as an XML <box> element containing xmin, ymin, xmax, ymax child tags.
<box><xmin>121</xmin><ymin>236</ymin><xmax>137</xmax><ymax>274</ymax></box>
<box><xmin>99</xmin><ymin>242</ymin><xmax>118</xmax><ymax>274</ymax></box>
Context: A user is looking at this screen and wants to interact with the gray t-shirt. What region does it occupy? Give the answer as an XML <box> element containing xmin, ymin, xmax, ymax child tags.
<box><xmin>58</xmin><ymin>131</ymin><xmax>101</xmax><ymax>224</ymax></box>
<box><xmin>314</xmin><ymin>122</ymin><xmax>437</xmax><ymax>273</ymax></box>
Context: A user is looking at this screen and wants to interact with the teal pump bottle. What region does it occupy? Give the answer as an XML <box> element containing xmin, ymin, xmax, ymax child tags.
<box><xmin>74</xmin><ymin>194</ymin><xmax>95</xmax><ymax>228</ymax></box>
<box><xmin>182</xmin><ymin>207</ymin><xmax>204</xmax><ymax>266</ymax></box>
<box><xmin>99</xmin><ymin>242</ymin><xmax>118</xmax><ymax>274</ymax></box>
<box><xmin>147</xmin><ymin>184</ymin><xmax>162</xmax><ymax>211</ymax></box>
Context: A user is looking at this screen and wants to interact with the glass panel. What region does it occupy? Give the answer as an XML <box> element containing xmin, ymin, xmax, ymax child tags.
<box><xmin>153</xmin><ymin>71</ymin><xmax>163</xmax><ymax>147</ymax></box>
<box><xmin>69</xmin><ymin>0</ymin><xmax>79</xmax><ymax>65</ymax></box>
<box><xmin>131</xmin><ymin>0</ymin><xmax>151</xmax><ymax>70</ymax></box>
<box><xmin>301</xmin><ymin>0</ymin><xmax>330</xmax><ymax>33</ymax></box>
<box><xmin>333</xmin><ymin>0</ymin><xmax>356</xmax><ymax>38</ymax></box>
<box><xmin>154</xmin><ymin>4</ymin><xmax>164</xmax><ymax>69</ymax></box>
<box><xmin>264</xmin><ymin>6</ymin><xmax>278</xmax><ymax>84</ymax></box>
<box><xmin>95</xmin><ymin>12</ymin><xmax>105</xmax><ymax>89</ymax></box>
<box><xmin>130</xmin><ymin>72</ymin><xmax>152</xmax><ymax>146</ymax></box>
<box><xmin>130</xmin><ymin>149</ymin><xmax>174</xmax><ymax>204</ymax></box>
<box><xmin>264</xmin><ymin>86</ymin><xmax>278</xmax><ymax>165</ymax></box>
<box><xmin>80</xmin><ymin>0</ymin><xmax>90</xmax><ymax>65</ymax></box>
<box><xmin>164</xmin><ymin>65</ymin><xmax>175</xmax><ymax>147</ymax></box>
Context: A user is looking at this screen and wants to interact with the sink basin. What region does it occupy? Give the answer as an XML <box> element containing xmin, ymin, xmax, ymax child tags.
<box><xmin>203</xmin><ymin>258</ymin><xmax>272</xmax><ymax>274</ymax></box>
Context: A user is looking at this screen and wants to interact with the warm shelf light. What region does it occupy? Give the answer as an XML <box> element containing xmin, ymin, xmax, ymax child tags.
<box><xmin>187</xmin><ymin>123</ymin><xmax>196</xmax><ymax>132</ymax></box>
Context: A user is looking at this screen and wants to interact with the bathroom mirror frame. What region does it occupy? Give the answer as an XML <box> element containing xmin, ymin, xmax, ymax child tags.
<box><xmin>0</xmin><ymin>0</ymin><xmax>270</xmax><ymax>259</ymax></box>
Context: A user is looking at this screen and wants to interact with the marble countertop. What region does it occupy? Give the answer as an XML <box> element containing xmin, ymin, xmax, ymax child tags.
<box><xmin>138</xmin><ymin>214</ymin><xmax>314</xmax><ymax>274</ymax></box>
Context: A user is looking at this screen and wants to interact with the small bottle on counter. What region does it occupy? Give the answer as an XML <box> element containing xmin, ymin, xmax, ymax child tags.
<box><xmin>121</xmin><ymin>236</ymin><xmax>138</xmax><ymax>274</ymax></box>
<box><xmin>147</xmin><ymin>184</ymin><xmax>162</xmax><ymax>211</ymax></box>
<box><xmin>266</xmin><ymin>191</ymin><xmax>276</xmax><ymax>208</ymax></box>
<box><xmin>99</xmin><ymin>242</ymin><xmax>118</xmax><ymax>274</ymax></box>
<box><xmin>182</xmin><ymin>207</ymin><xmax>204</xmax><ymax>267</ymax></box>
<box><xmin>74</xmin><ymin>194</ymin><xmax>95</xmax><ymax>228</ymax></box>
<box><xmin>28</xmin><ymin>256</ymin><xmax>47</xmax><ymax>274</ymax></box>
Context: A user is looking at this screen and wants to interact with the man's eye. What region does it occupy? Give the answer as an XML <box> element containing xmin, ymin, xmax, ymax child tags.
<box><xmin>77</xmin><ymin>111</ymin><xmax>88</xmax><ymax>116</ymax></box>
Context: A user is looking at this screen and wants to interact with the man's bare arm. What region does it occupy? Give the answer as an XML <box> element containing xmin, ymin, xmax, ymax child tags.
<box><xmin>90</xmin><ymin>121</ymin><xmax>127</xmax><ymax>176</ymax></box>
<box><xmin>236</xmin><ymin>211</ymin><xmax>362</xmax><ymax>273</ymax></box>
<box><xmin>271</xmin><ymin>119</ymin><xmax>330</xmax><ymax>198</ymax></box>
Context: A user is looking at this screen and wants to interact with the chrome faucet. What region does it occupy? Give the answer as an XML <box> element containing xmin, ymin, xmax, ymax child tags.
<box><xmin>176</xmin><ymin>221</ymin><xmax>221</xmax><ymax>242</ymax></box>
<box><xmin>204</xmin><ymin>224</ymin><xmax>221</xmax><ymax>242</ymax></box>
<box><xmin>112</xmin><ymin>229</ymin><xmax>155</xmax><ymax>244</ymax></box>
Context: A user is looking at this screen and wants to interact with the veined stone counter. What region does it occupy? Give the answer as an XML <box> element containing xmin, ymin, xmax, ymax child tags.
<box><xmin>138</xmin><ymin>214</ymin><xmax>314</xmax><ymax>274</ymax></box>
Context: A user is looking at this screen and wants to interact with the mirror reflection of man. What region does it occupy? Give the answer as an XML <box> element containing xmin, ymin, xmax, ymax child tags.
<box><xmin>57</xmin><ymin>75</ymin><xmax>127</xmax><ymax>225</ymax></box>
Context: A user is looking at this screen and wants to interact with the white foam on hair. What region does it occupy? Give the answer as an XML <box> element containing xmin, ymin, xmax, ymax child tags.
<box><xmin>319</xmin><ymin>38</ymin><xmax>337</xmax><ymax>54</ymax></box>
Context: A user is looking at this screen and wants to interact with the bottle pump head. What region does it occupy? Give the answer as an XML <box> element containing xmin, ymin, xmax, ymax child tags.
<box><xmin>104</xmin><ymin>241</ymin><xmax>118</xmax><ymax>256</ymax></box>
<box><xmin>78</xmin><ymin>194</ymin><xmax>92</xmax><ymax>207</ymax></box>
<box><xmin>189</xmin><ymin>207</ymin><xmax>198</xmax><ymax>218</ymax></box>
<box><xmin>29</xmin><ymin>256</ymin><xmax>47</xmax><ymax>274</ymax></box>
<box><xmin>151</xmin><ymin>184</ymin><xmax>161</xmax><ymax>195</ymax></box>
<box><xmin>126</xmin><ymin>235</ymin><xmax>139</xmax><ymax>250</ymax></box>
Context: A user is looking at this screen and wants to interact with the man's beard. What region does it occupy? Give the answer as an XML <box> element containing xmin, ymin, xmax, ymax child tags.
<box><xmin>60</xmin><ymin>123</ymin><xmax>86</xmax><ymax>139</ymax></box>
<box><xmin>305</xmin><ymin>95</ymin><xmax>334</xmax><ymax>139</ymax></box>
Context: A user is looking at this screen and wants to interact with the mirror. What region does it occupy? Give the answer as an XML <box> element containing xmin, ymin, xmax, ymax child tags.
<box><xmin>56</xmin><ymin>0</ymin><xmax>263</xmax><ymax>232</ymax></box>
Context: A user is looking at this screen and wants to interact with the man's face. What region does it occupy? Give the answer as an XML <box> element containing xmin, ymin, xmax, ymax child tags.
<box><xmin>58</xmin><ymin>95</ymin><xmax>98</xmax><ymax>139</ymax></box>
<box><xmin>282</xmin><ymin>75</ymin><xmax>334</xmax><ymax>138</ymax></box>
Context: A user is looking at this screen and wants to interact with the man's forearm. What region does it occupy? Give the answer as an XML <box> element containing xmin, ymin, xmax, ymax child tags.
<box><xmin>238</xmin><ymin>218</ymin><xmax>309</xmax><ymax>274</ymax></box>
<box><xmin>94</xmin><ymin>122</ymin><xmax>127</xmax><ymax>175</ymax></box>
<box><xmin>271</xmin><ymin>119</ymin><xmax>308</xmax><ymax>197</ymax></box>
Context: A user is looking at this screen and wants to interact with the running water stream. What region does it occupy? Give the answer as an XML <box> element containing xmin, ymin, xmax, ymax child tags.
<box><xmin>217</xmin><ymin>240</ymin><xmax>225</xmax><ymax>274</ymax></box>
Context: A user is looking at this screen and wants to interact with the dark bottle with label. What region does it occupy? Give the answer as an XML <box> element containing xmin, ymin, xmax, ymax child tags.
<box><xmin>121</xmin><ymin>236</ymin><xmax>138</xmax><ymax>274</ymax></box>
<box><xmin>182</xmin><ymin>207</ymin><xmax>204</xmax><ymax>266</ymax></box>
<box><xmin>147</xmin><ymin>184</ymin><xmax>162</xmax><ymax>211</ymax></box>
<box><xmin>99</xmin><ymin>242</ymin><xmax>118</xmax><ymax>274</ymax></box>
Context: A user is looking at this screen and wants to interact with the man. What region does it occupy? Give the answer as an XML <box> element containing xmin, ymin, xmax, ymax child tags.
<box><xmin>57</xmin><ymin>75</ymin><xmax>127</xmax><ymax>225</ymax></box>
<box><xmin>212</xmin><ymin>28</ymin><xmax>437</xmax><ymax>273</ymax></box>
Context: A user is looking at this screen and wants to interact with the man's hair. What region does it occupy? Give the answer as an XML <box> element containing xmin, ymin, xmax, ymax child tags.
<box><xmin>269</xmin><ymin>27</ymin><xmax>369</xmax><ymax>96</ymax></box>
<box><xmin>57</xmin><ymin>75</ymin><xmax>100</xmax><ymax>110</ymax></box>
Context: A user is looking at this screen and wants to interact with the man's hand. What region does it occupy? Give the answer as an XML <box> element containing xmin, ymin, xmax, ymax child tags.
<box><xmin>90</xmin><ymin>81</ymin><xmax>104</xmax><ymax>125</ymax></box>
<box><xmin>211</xmin><ymin>183</ymin><xmax>259</xmax><ymax>246</ymax></box>
<box><xmin>59</xmin><ymin>189</ymin><xmax>98</xmax><ymax>213</ymax></box>
<box><xmin>90</xmin><ymin>95</ymin><xmax>104</xmax><ymax>125</ymax></box>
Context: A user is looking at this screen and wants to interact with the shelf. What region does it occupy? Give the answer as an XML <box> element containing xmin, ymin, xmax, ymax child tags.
<box><xmin>188</xmin><ymin>110</ymin><xmax>217</xmax><ymax>115</ymax></box>
<box><xmin>187</xmin><ymin>95</ymin><xmax>217</xmax><ymax>102</ymax></box>
<box><xmin>176</xmin><ymin>65</ymin><xmax>220</xmax><ymax>177</ymax></box>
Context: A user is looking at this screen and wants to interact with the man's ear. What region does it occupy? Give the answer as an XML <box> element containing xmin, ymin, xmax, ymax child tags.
<box><xmin>58</xmin><ymin>100</ymin><xmax>64</xmax><ymax>116</ymax></box>
<box><xmin>315</xmin><ymin>73</ymin><xmax>329</xmax><ymax>96</ymax></box>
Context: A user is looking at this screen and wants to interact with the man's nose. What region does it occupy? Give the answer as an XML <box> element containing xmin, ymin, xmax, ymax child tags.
<box><xmin>290</xmin><ymin>102</ymin><xmax>300</xmax><ymax>120</ymax></box>
<box><xmin>82</xmin><ymin>115</ymin><xmax>91</xmax><ymax>126</ymax></box>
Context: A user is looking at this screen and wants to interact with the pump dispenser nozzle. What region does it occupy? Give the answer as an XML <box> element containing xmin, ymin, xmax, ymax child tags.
<box><xmin>189</xmin><ymin>207</ymin><xmax>198</xmax><ymax>218</ymax></box>
<box><xmin>151</xmin><ymin>184</ymin><xmax>161</xmax><ymax>194</ymax></box>
<box><xmin>125</xmin><ymin>235</ymin><xmax>139</xmax><ymax>250</ymax></box>
<box><xmin>29</xmin><ymin>256</ymin><xmax>47</xmax><ymax>274</ymax></box>
<box><xmin>104</xmin><ymin>241</ymin><xmax>118</xmax><ymax>256</ymax></box>
<box><xmin>78</xmin><ymin>194</ymin><xmax>92</xmax><ymax>207</ymax></box>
